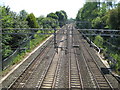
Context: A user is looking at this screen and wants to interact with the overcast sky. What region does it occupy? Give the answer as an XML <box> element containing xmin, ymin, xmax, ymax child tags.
<box><xmin>0</xmin><ymin>0</ymin><xmax>85</xmax><ymax>18</ymax></box>
<box><xmin>0</xmin><ymin>0</ymin><xmax>119</xmax><ymax>18</ymax></box>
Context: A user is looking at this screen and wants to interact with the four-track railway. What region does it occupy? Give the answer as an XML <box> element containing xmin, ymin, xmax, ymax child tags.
<box><xmin>3</xmin><ymin>24</ymin><xmax>119</xmax><ymax>89</ymax></box>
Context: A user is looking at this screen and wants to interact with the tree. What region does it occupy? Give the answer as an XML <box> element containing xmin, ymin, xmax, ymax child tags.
<box><xmin>37</xmin><ymin>16</ymin><xmax>45</xmax><ymax>28</ymax></box>
<box><xmin>94</xmin><ymin>35</ymin><xmax>104</xmax><ymax>48</ymax></box>
<box><xmin>47</xmin><ymin>13</ymin><xmax>58</xmax><ymax>20</ymax></box>
<box><xmin>41</xmin><ymin>17</ymin><xmax>58</xmax><ymax>28</ymax></box>
<box><xmin>19</xmin><ymin>10</ymin><xmax>28</xmax><ymax>20</ymax></box>
<box><xmin>26</xmin><ymin>13</ymin><xmax>39</xmax><ymax>28</ymax></box>
<box><xmin>55</xmin><ymin>10</ymin><xmax>67</xmax><ymax>27</ymax></box>
<box><xmin>1</xmin><ymin>6</ymin><xmax>29</xmax><ymax>59</ymax></box>
<box><xmin>92</xmin><ymin>17</ymin><xmax>104</xmax><ymax>29</ymax></box>
<box><xmin>98</xmin><ymin>2</ymin><xmax>107</xmax><ymax>17</ymax></box>
<box><xmin>107</xmin><ymin>7</ymin><xmax>119</xmax><ymax>29</ymax></box>
<box><xmin>61</xmin><ymin>10</ymin><xmax>67</xmax><ymax>20</ymax></box>
<box><xmin>76</xmin><ymin>2</ymin><xmax>99</xmax><ymax>29</ymax></box>
<box><xmin>80</xmin><ymin>2</ymin><xmax>99</xmax><ymax>22</ymax></box>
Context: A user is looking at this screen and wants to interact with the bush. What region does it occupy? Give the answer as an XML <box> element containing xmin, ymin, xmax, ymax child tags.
<box><xmin>94</xmin><ymin>35</ymin><xmax>104</xmax><ymax>48</ymax></box>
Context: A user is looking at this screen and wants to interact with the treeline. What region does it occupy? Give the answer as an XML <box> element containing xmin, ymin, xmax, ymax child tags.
<box><xmin>76</xmin><ymin>1</ymin><xmax>120</xmax><ymax>29</ymax></box>
<box><xmin>1</xmin><ymin>6</ymin><xmax>67</xmax><ymax>59</ymax></box>
<box><xmin>76</xmin><ymin>1</ymin><xmax>120</xmax><ymax>74</ymax></box>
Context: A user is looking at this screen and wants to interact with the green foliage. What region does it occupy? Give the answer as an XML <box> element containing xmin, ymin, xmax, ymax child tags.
<box><xmin>47</xmin><ymin>13</ymin><xmax>58</xmax><ymax>20</ymax></box>
<box><xmin>2</xmin><ymin>43</ymin><xmax>13</xmax><ymax>59</ymax></box>
<box><xmin>80</xmin><ymin>2</ymin><xmax>98</xmax><ymax>22</ymax></box>
<box><xmin>26</xmin><ymin>13</ymin><xmax>39</xmax><ymax>28</ymax></box>
<box><xmin>55</xmin><ymin>10</ymin><xmax>67</xmax><ymax>27</ymax></box>
<box><xmin>1</xmin><ymin>6</ymin><xmax>28</xmax><ymax>59</ymax></box>
<box><xmin>109</xmin><ymin>53</ymin><xmax>120</xmax><ymax>74</ymax></box>
<box><xmin>94</xmin><ymin>35</ymin><xmax>104</xmax><ymax>48</ymax></box>
<box><xmin>1</xmin><ymin>5</ymin><xmax>68</xmax><ymax>71</ymax></box>
<box><xmin>107</xmin><ymin>7</ymin><xmax>120</xmax><ymax>29</ymax></box>
<box><xmin>46</xmin><ymin>12</ymin><xmax>59</xmax><ymax>28</ymax></box>
<box><xmin>37</xmin><ymin>16</ymin><xmax>45</xmax><ymax>28</ymax></box>
<box><xmin>92</xmin><ymin>17</ymin><xmax>103</xmax><ymax>29</ymax></box>
<box><xmin>76</xmin><ymin>1</ymin><xmax>120</xmax><ymax>75</ymax></box>
<box><xmin>41</xmin><ymin>17</ymin><xmax>58</xmax><ymax>28</ymax></box>
<box><xmin>98</xmin><ymin>2</ymin><xmax>107</xmax><ymax>17</ymax></box>
<box><xmin>76</xmin><ymin>2</ymin><xmax>120</xmax><ymax>29</ymax></box>
<box><xmin>76</xmin><ymin>2</ymin><xmax>99</xmax><ymax>29</ymax></box>
<box><xmin>46</xmin><ymin>10</ymin><xmax>67</xmax><ymax>28</ymax></box>
<box><xmin>19</xmin><ymin>10</ymin><xmax>28</xmax><ymax>20</ymax></box>
<box><xmin>1</xmin><ymin>6</ymin><xmax>30</xmax><ymax>59</ymax></box>
<box><xmin>11</xmin><ymin>32</ymin><xmax>47</xmax><ymax>67</ymax></box>
<box><xmin>60</xmin><ymin>10</ymin><xmax>67</xmax><ymax>20</ymax></box>
<box><xmin>1</xmin><ymin>6</ymin><xmax>14</xmax><ymax>28</ymax></box>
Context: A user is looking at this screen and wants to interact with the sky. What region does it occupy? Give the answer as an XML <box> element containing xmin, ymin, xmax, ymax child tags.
<box><xmin>0</xmin><ymin>0</ymin><xmax>85</xmax><ymax>19</ymax></box>
<box><xmin>0</xmin><ymin>0</ymin><xmax>119</xmax><ymax>18</ymax></box>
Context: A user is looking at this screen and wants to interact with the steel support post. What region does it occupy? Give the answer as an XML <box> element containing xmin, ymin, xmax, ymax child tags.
<box><xmin>54</xmin><ymin>28</ymin><xmax>58</xmax><ymax>53</ymax></box>
<box><xmin>65</xmin><ymin>26</ymin><xmax>69</xmax><ymax>54</ymax></box>
<box><xmin>0</xmin><ymin>27</ymin><xmax>2</xmax><ymax>71</ymax></box>
<box><xmin>72</xmin><ymin>26</ymin><xmax>73</xmax><ymax>45</ymax></box>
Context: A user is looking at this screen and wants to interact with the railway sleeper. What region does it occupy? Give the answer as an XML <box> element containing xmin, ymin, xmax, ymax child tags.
<box><xmin>99</xmin><ymin>84</ymin><xmax>110</xmax><ymax>88</ymax></box>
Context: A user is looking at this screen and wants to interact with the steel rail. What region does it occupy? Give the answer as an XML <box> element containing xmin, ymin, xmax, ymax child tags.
<box><xmin>74</xmin><ymin>48</ymin><xmax>84</xmax><ymax>89</ymax></box>
<box><xmin>77</xmin><ymin>30</ymin><xmax>114</xmax><ymax>89</ymax></box>
<box><xmin>68</xmin><ymin>25</ymin><xmax>83</xmax><ymax>89</ymax></box>
<box><xmin>79</xmin><ymin>37</ymin><xmax>106</xmax><ymax>89</ymax></box>
<box><xmin>73</xmin><ymin>29</ymin><xmax>98</xmax><ymax>88</ymax></box>
<box><xmin>36</xmin><ymin>30</ymin><xmax>66</xmax><ymax>89</ymax></box>
<box><xmin>21</xmin><ymin>42</ymin><xmax>54</xmax><ymax>88</ymax></box>
<box><xmin>51</xmin><ymin>50</ymin><xmax>63</xmax><ymax>88</ymax></box>
<box><xmin>72</xmin><ymin>26</ymin><xmax>84</xmax><ymax>89</ymax></box>
<box><xmin>68</xmin><ymin>47</ymin><xmax>71</xmax><ymax>89</ymax></box>
<box><xmin>8</xmin><ymin>36</ymin><xmax>54</xmax><ymax>89</ymax></box>
<box><xmin>83</xmin><ymin>42</ymin><xmax>114</xmax><ymax>89</ymax></box>
<box><xmin>81</xmin><ymin>53</ymin><xmax>98</xmax><ymax>88</ymax></box>
<box><xmin>35</xmin><ymin>50</ymin><xmax>57</xmax><ymax>89</ymax></box>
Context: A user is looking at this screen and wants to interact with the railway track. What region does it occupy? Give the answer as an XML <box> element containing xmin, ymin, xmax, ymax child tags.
<box><xmin>7</xmin><ymin>28</ymin><xmax>69</xmax><ymax>89</ymax></box>
<box><xmin>24</xmin><ymin>30</ymin><xmax>65</xmax><ymax>88</ymax></box>
<box><xmin>8</xmin><ymin>37</ymin><xmax>54</xmax><ymax>89</ymax></box>
<box><xmin>69</xmin><ymin>28</ymin><xmax>83</xmax><ymax>89</ymax></box>
<box><xmin>82</xmin><ymin>43</ymin><xmax>113</xmax><ymax>89</ymax></box>
<box><xmin>23</xmin><ymin>44</ymin><xmax>56</xmax><ymax>88</ymax></box>
<box><xmin>72</xmin><ymin>32</ymin><xmax>95</xmax><ymax>88</ymax></box>
<box><xmin>37</xmin><ymin>36</ymin><xmax>65</xmax><ymax>88</ymax></box>
<box><xmin>73</xmin><ymin>29</ymin><xmax>114</xmax><ymax>89</ymax></box>
<box><xmin>5</xmin><ymin>24</ymin><xmax>119</xmax><ymax>89</ymax></box>
<box><xmin>69</xmin><ymin>46</ymin><xmax>83</xmax><ymax>88</ymax></box>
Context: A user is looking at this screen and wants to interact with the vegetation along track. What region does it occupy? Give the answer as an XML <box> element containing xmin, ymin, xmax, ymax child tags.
<box><xmin>74</xmin><ymin>29</ymin><xmax>114</xmax><ymax>89</ymax></box>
